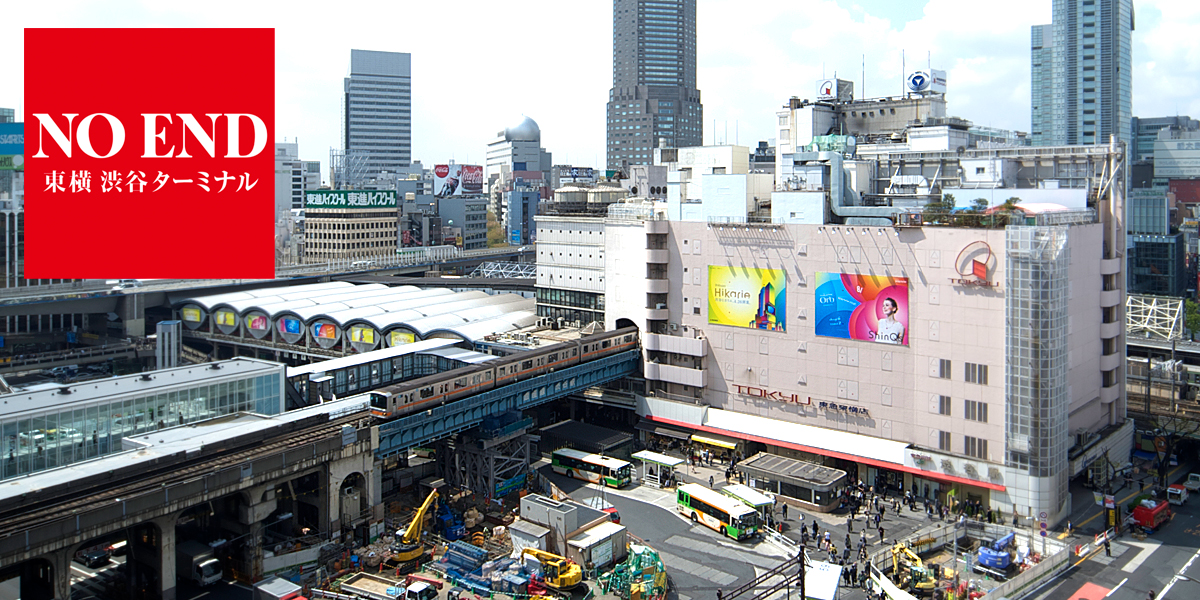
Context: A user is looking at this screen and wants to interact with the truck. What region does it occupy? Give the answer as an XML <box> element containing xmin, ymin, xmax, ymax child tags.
<box><xmin>1168</xmin><ymin>484</ymin><xmax>1189</xmax><ymax>505</ymax></box>
<box><xmin>177</xmin><ymin>540</ymin><xmax>222</xmax><ymax>586</ymax></box>
<box><xmin>1128</xmin><ymin>498</ymin><xmax>1173</xmax><ymax>533</ymax></box>
<box><xmin>1184</xmin><ymin>473</ymin><xmax>1200</xmax><ymax>492</ymax></box>
<box><xmin>254</xmin><ymin>576</ymin><xmax>306</xmax><ymax>600</ymax></box>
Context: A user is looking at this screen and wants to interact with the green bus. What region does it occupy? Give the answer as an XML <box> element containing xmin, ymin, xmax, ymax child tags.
<box><xmin>677</xmin><ymin>483</ymin><xmax>759</xmax><ymax>541</ymax></box>
<box><xmin>551</xmin><ymin>448</ymin><xmax>633</xmax><ymax>488</ymax></box>
<box><xmin>721</xmin><ymin>483</ymin><xmax>777</xmax><ymax>527</ymax></box>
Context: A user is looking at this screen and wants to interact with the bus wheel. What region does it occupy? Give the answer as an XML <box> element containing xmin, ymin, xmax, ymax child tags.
<box><xmin>691</xmin><ymin>512</ymin><xmax>698</xmax><ymax>523</ymax></box>
<box><xmin>721</xmin><ymin>526</ymin><xmax>729</xmax><ymax>538</ymax></box>
<box><xmin>566</xmin><ymin>470</ymin><xmax>573</xmax><ymax>480</ymax></box>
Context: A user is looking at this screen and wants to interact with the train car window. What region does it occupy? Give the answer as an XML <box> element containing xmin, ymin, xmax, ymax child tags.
<box><xmin>420</xmin><ymin>387</ymin><xmax>434</xmax><ymax>399</ymax></box>
<box><xmin>522</xmin><ymin>360</ymin><xmax>533</xmax><ymax>370</ymax></box>
<box><xmin>548</xmin><ymin>353</ymin><xmax>558</xmax><ymax>363</ymax></box>
<box><xmin>602</xmin><ymin>340</ymin><xmax>611</xmax><ymax>349</ymax></box>
<box><xmin>573</xmin><ymin>349</ymin><xmax>578</xmax><ymax>357</ymax></box>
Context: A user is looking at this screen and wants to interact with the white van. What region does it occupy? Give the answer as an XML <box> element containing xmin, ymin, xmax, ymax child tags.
<box><xmin>351</xmin><ymin>260</ymin><xmax>376</xmax><ymax>269</ymax></box>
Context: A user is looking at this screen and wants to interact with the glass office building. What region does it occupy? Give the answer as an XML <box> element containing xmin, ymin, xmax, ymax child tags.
<box><xmin>0</xmin><ymin>358</ymin><xmax>283</xmax><ymax>481</ymax></box>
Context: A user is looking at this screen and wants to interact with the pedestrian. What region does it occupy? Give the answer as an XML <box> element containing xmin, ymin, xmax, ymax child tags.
<box><xmin>843</xmin><ymin>547</ymin><xmax>851</xmax><ymax>562</ymax></box>
<box><xmin>1140</xmin><ymin>479</ymin><xmax>1145</xmax><ymax>492</ymax></box>
<box><xmin>987</xmin><ymin>508</ymin><xmax>994</xmax><ymax>524</ymax></box>
<box><xmin>847</xmin><ymin>512</ymin><xmax>854</xmax><ymax>532</ymax></box>
<box><xmin>845</xmin><ymin>533</ymin><xmax>851</xmax><ymax>549</ymax></box>
<box><xmin>878</xmin><ymin>526</ymin><xmax>885</xmax><ymax>544</ymax></box>
<box><xmin>801</xmin><ymin>528</ymin><xmax>809</xmax><ymax>546</ymax></box>
<box><xmin>813</xmin><ymin>521</ymin><xmax>819</xmax><ymax>538</ymax></box>
<box><xmin>710</xmin><ymin>475</ymin><xmax>715</xmax><ymax>488</ymax></box>
<box><xmin>1067</xmin><ymin>519</ymin><xmax>1073</xmax><ymax>536</ymax></box>
<box><xmin>782</xmin><ymin>503</ymin><xmax>788</xmax><ymax>520</ymax></box>
<box><xmin>1104</xmin><ymin>538</ymin><xmax>1111</xmax><ymax>557</ymax></box>
<box><xmin>851</xmin><ymin>563</ymin><xmax>859</xmax><ymax>587</ymax></box>
<box><xmin>825</xmin><ymin>531</ymin><xmax>831</xmax><ymax>546</ymax></box>
<box><xmin>860</xmin><ymin>530</ymin><xmax>867</xmax><ymax>547</ymax></box>
<box><xmin>725</xmin><ymin>469</ymin><xmax>730</xmax><ymax>484</ymax></box>
<box><xmin>1013</xmin><ymin>513</ymin><xmax>1018</xmax><ymax>528</ymax></box>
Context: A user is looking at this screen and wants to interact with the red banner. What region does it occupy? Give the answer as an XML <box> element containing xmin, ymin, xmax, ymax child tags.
<box><xmin>24</xmin><ymin>29</ymin><xmax>275</xmax><ymax>278</ymax></box>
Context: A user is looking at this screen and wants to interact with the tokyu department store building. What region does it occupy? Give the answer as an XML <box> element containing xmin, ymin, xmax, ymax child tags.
<box><xmin>585</xmin><ymin>142</ymin><xmax>1131</xmax><ymax>527</ymax></box>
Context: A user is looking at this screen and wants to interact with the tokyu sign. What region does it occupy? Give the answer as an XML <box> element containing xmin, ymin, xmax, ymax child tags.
<box><xmin>733</xmin><ymin>384</ymin><xmax>811</xmax><ymax>405</ymax></box>
<box><xmin>305</xmin><ymin>190</ymin><xmax>397</xmax><ymax>208</ymax></box>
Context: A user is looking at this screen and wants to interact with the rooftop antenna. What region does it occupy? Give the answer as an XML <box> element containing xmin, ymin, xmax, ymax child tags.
<box><xmin>862</xmin><ymin>54</ymin><xmax>866</xmax><ymax>99</ymax></box>
<box><xmin>902</xmin><ymin>50</ymin><xmax>906</xmax><ymax>98</ymax></box>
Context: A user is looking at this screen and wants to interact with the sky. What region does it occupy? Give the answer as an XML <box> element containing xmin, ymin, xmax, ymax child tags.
<box><xmin>2</xmin><ymin>0</ymin><xmax>1198</xmax><ymax>183</ymax></box>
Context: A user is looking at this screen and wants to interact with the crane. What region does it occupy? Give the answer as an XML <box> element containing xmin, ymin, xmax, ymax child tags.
<box><xmin>391</xmin><ymin>489</ymin><xmax>440</xmax><ymax>564</ymax></box>
<box><xmin>521</xmin><ymin>548</ymin><xmax>583</xmax><ymax>592</ymax></box>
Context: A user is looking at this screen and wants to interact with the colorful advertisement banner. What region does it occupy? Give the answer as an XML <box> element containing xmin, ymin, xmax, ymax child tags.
<box><xmin>390</xmin><ymin>331</ymin><xmax>416</xmax><ymax>346</ymax></box>
<box><xmin>215</xmin><ymin>311</ymin><xmax>236</xmax><ymax>327</ymax></box>
<box><xmin>0</xmin><ymin>123</ymin><xmax>22</xmax><ymax>155</ymax></box>
<box><xmin>707</xmin><ymin>266</ymin><xmax>787</xmax><ymax>332</ymax></box>
<box><xmin>814</xmin><ymin>272</ymin><xmax>909</xmax><ymax>345</ymax></box>
<box><xmin>181</xmin><ymin>307</ymin><xmax>201</xmax><ymax>322</ymax></box>
<box><xmin>350</xmin><ymin>327</ymin><xmax>375</xmax><ymax>344</ymax></box>
<box><xmin>312</xmin><ymin>323</ymin><xmax>336</xmax><ymax>340</ymax></box>
<box><xmin>433</xmin><ymin>164</ymin><xmax>484</xmax><ymax>197</ymax></box>
<box><xmin>245</xmin><ymin>315</ymin><xmax>268</xmax><ymax>330</ymax></box>
<box><xmin>278</xmin><ymin>318</ymin><xmax>301</xmax><ymax>335</ymax></box>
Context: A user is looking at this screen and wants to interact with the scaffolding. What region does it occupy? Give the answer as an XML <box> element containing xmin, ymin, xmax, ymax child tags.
<box><xmin>1126</xmin><ymin>295</ymin><xmax>1184</xmax><ymax>341</ymax></box>
<box><xmin>331</xmin><ymin>148</ymin><xmax>371</xmax><ymax>190</ymax></box>
<box><xmin>469</xmin><ymin>262</ymin><xmax>536</xmax><ymax>279</ymax></box>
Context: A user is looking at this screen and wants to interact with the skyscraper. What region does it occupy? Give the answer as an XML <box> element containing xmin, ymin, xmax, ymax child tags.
<box><xmin>607</xmin><ymin>0</ymin><xmax>702</xmax><ymax>170</ymax></box>
<box><xmin>344</xmin><ymin>50</ymin><xmax>412</xmax><ymax>175</ymax></box>
<box><xmin>1030</xmin><ymin>0</ymin><xmax>1133</xmax><ymax>147</ymax></box>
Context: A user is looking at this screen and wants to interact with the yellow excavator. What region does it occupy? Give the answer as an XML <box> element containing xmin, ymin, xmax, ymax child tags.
<box><xmin>890</xmin><ymin>543</ymin><xmax>946</xmax><ymax>595</ymax></box>
<box><xmin>390</xmin><ymin>489</ymin><xmax>440</xmax><ymax>568</ymax></box>
<box><xmin>522</xmin><ymin>548</ymin><xmax>583</xmax><ymax>592</ymax></box>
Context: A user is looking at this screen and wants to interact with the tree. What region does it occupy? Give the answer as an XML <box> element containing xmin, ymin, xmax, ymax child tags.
<box><xmin>971</xmin><ymin>198</ymin><xmax>989</xmax><ymax>212</ymax></box>
<box><xmin>1149</xmin><ymin>412</ymin><xmax>1200</xmax><ymax>490</ymax></box>
<box><xmin>486</xmin><ymin>210</ymin><xmax>507</xmax><ymax>247</ymax></box>
<box><xmin>923</xmin><ymin>193</ymin><xmax>954</xmax><ymax>224</ymax></box>
<box><xmin>1186</xmin><ymin>299</ymin><xmax>1200</xmax><ymax>336</ymax></box>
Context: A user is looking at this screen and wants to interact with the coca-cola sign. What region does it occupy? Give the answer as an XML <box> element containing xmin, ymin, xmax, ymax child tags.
<box><xmin>434</xmin><ymin>163</ymin><xmax>483</xmax><ymax>197</ymax></box>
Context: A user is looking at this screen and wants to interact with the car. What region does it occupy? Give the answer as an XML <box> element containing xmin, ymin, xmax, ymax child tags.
<box><xmin>77</xmin><ymin>549</ymin><xmax>111</xmax><ymax>569</ymax></box>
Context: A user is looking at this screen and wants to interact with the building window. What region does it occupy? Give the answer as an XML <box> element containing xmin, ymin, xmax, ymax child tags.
<box><xmin>964</xmin><ymin>400</ymin><xmax>988</xmax><ymax>423</ymax></box>
<box><xmin>937</xmin><ymin>395</ymin><xmax>951</xmax><ymax>416</ymax></box>
<box><xmin>965</xmin><ymin>363</ymin><xmax>988</xmax><ymax>385</ymax></box>
<box><xmin>964</xmin><ymin>436</ymin><xmax>987</xmax><ymax>459</ymax></box>
<box><xmin>937</xmin><ymin>359</ymin><xmax>951</xmax><ymax>379</ymax></box>
<box><xmin>938</xmin><ymin>431</ymin><xmax>951</xmax><ymax>451</ymax></box>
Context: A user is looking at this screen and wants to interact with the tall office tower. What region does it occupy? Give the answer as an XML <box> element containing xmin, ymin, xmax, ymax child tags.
<box><xmin>344</xmin><ymin>50</ymin><xmax>412</xmax><ymax>175</ymax></box>
<box><xmin>1030</xmin><ymin>0</ymin><xmax>1133</xmax><ymax>147</ymax></box>
<box><xmin>607</xmin><ymin>0</ymin><xmax>702</xmax><ymax>170</ymax></box>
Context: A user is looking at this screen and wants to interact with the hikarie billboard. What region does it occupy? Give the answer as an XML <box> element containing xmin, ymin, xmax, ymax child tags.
<box><xmin>433</xmin><ymin>164</ymin><xmax>483</xmax><ymax>197</ymax></box>
<box><xmin>23</xmin><ymin>29</ymin><xmax>275</xmax><ymax>278</ymax></box>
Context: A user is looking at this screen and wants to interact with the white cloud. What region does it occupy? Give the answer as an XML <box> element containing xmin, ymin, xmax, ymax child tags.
<box><xmin>1</xmin><ymin>0</ymin><xmax>1196</xmax><ymax>181</ymax></box>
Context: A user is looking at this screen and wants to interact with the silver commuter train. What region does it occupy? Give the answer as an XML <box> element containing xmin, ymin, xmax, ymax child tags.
<box><xmin>369</xmin><ymin>326</ymin><xmax>639</xmax><ymax>419</ymax></box>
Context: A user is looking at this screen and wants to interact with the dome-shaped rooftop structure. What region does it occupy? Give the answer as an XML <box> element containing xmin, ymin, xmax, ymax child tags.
<box><xmin>504</xmin><ymin>116</ymin><xmax>541</xmax><ymax>142</ymax></box>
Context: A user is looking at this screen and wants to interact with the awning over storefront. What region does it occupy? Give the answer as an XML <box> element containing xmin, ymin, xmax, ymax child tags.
<box><xmin>643</xmin><ymin>407</ymin><xmax>1006</xmax><ymax>492</ymax></box>
<box><xmin>705</xmin><ymin>408</ymin><xmax>908</xmax><ymax>464</ymax></box>
<box><xmin>691</xmin><ymin>433</ymin><xmax>739</xmax><ymax>450</ymax></box>
<box><xmin>635</xmin><ymin>418</ymin><xmax>692</xmax><ymax>440</ymax></box>
<box><xmin>632</xmin><ymin>450</ymin><xmax>685</xmax><ymax>468</ymax></box>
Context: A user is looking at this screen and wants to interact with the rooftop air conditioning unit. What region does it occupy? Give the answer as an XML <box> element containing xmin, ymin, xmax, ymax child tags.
<box><xmin>670</xmin><ymin>323</ymin><xmax>678</xmax><ymax>331</ymax></box>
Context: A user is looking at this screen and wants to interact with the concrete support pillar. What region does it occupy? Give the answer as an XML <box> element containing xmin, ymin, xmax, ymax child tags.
<box><xmin>120</xmin><ymin>294</ymin><xmax>146</xmax><ymax>338</ymax></box>
<box><xmin>21</xmin><ymin>550</ymin><xmax>70</xmax><ymax>600</ymax></box>
<box><xmin>156</xmin><ymin>514</ymin><xmax>178</xmax><ymax>600</ymax></box>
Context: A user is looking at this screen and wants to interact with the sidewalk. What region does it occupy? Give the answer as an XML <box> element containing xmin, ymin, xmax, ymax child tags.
<box><xmin>1054</xmin><ymin>461</ymin><xmax>1189</xmax><ymax>542</ymax></box>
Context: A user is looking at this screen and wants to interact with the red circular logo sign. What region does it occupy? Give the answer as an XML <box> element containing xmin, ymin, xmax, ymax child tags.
<box><xmin>434</xmin><ymin>165</ymin><xmax>449</xmax><ymax>178</ymax></box>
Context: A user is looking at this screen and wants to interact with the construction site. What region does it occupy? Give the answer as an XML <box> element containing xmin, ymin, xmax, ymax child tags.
<box><xmin>864</xmin><ymin>520</ymin><xmax>1072</xmax><ymax>600</ymax></box>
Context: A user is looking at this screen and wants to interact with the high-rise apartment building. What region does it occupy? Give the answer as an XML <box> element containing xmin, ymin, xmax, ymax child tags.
<box><xmin>344</xmin><ymin>50</ymin><xmax>412</xmax><ymax>175</ymax></box>
<box><xmin>0</xmin><ymin>108</ymin><xmax>13</xmax><ymax>123</ymax></box>
<box><xmin>1031</xmin><ymin>0</ymin><xmax>1133</xmax><ymax>147</ymax></box>
<box><xmin>606</xmin><ymin>0</ymin><xmax>702</xmax><ymax>170</ymax></box>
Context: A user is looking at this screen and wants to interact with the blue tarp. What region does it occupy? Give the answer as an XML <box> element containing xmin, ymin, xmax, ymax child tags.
<box><xmin>1133</xmin><ymin>450</ymin><xmax>1156</xmax><ymax>461</ymax></box>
